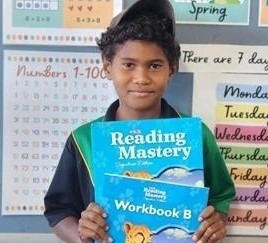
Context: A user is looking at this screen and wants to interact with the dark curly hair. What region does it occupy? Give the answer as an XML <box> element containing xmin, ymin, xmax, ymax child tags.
<box><xmin>96</xmin><ymin>13</ymin><xmax>181</xmax><ymax>72</ymax></box>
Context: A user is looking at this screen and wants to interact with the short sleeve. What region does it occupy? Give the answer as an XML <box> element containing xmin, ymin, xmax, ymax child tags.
<box><xmin>44</xmin><ymin>135</ymin><xmax>88</xmax><ymax>227</ymax></box>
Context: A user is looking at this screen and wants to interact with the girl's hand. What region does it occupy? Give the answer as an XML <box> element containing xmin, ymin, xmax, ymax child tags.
<box><xmin>192</xmin><ymin>205</ymin><xmax>227</xmax><ymax>243</ymax></box>
<box><xmin>78</xmin><ymin>202</ymin><xmax>112</xmax><ymax>243</ymax></box>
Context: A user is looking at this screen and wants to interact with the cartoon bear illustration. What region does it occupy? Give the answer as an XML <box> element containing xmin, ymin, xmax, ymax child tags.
<box><xmin>124</xmin><ymin>222</ymin><xmax>152</xmax><ymax>243</ymax></box>
<box><xmin>124</xmin><ymin>170</ymin><xmax>153</xmax><ymax>179</ymax></box>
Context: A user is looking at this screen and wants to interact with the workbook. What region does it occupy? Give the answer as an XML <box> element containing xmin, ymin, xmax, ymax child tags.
<box><xmin>91</xmin><ymin>117</ymin><xmax>204</xmax><ymax>199</ymax></box>
<box><xmin>97</xmin><ymin>174</ymin><xmax>209</xmax><ymax>243</ymax></box>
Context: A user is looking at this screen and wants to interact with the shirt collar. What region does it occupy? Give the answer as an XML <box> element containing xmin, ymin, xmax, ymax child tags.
<box><xmin>104</xmin><ymin>98</ymin><xmax>180</xmax><ymax>121</ymax></box>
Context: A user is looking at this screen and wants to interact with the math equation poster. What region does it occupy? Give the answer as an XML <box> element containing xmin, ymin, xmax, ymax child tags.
<box><xmin>2</xmin><ymin>50</ymin><xmax>117</xmax><ymax>215</ymax></box>
<box><xmin>3</xmin><ymin>0</ymin><xmax>122</xmax><ymax>45</ymax></box>
<box><xmin>259</xmin><ymin>0</ymin><xmax>268</xmax><ymax>26</ymax></box>
<box><xmin>192</xmin><ymin>73</ymin><xmax>268</xmax><ymax>236</ymax></box>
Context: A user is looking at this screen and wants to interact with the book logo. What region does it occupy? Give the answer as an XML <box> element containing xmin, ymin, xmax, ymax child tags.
<box><xmin>144</xmin><ymin>186</ymin><xmax>167</xmax><ymax>202</ymax></box>
<box><xmin>110</xmin><ymin>129</ymin><xmax>191</xmax><ymax>160</ymax></box>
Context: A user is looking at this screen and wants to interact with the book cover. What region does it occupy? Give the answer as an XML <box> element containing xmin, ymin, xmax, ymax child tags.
<box><xmin>91</xmin><ymin>117</ymin><xmax>204</xmax><ymax>199</ymax></box>
<box><xmin>98</xmin><ymin>174</ymin><xmax>209</xmax><ymax>243</ymax></box>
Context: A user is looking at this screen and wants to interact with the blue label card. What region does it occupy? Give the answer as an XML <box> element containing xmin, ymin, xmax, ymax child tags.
<box><xmin>171</xmin><ymin>0</ymin><xmax>250</xmax><ymax>25</ymax></box>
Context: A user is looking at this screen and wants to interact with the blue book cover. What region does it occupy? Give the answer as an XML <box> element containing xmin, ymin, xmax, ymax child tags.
<box><xmin>91</xmin><ymin>117</ymin><xmax>204</xmax><ymax>199</ymax></box>
<box><xmin>98</xmin><ymin>174</ymin><xmax>209</xmax><ymax>243</ymax></box>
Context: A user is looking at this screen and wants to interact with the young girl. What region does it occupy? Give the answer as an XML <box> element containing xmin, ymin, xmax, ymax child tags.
<box><xmin>44</xmin><ymin>1</ymin><xmax>235</xmax><ymax>242</ymax></box>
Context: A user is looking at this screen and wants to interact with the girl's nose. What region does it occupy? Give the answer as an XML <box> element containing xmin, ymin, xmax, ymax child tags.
<box><xmin>133</xmin><ymin>68</ymin><xmax>150</xmax><ymax>85</ymax></box>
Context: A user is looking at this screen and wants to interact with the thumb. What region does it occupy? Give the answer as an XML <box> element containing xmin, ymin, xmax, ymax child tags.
<box><xmin>198</xmin><ymin>205</ymin><xmax>215</xmax><ymax>221</ymax></box>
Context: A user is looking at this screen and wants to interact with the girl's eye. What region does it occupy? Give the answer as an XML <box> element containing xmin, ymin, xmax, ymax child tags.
<box><xmin>122</xmin><ymin>63</ymin><xmax>134</xmax><ymax>69</ymax></box>
<box><xmin>150</xmin><ymin>63</ymin><xmax>162</xmax><ymax>70</ymax></box>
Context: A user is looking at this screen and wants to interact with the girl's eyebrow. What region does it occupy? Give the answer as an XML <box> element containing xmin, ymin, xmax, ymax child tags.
<box><xmin>120</xmin><ymin>57</ymin><xmax>165</xmax><ymax>63</ymax></box>
<box><xmin>119</xmin><ymin>57</ymin><xmax>136</xmax><ymax>61</ymax></box>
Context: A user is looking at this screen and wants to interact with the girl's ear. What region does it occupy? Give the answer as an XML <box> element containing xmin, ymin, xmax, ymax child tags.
<box><xmin>103</xmin><ymin>59</ymin><xmax>112</xmax><ymax>80</ymax></box>
<box><xmin>168</xmin><ymin>67</ymin><xmax>175</xmax><ymax>80</ymax></box>
<box><xmin>167</xmin><ymin>63</ymin><xmax>178</xmax><ymax>83</ymax></box>
<box><xmin>169</xmin><ymin>62</ymin><xmax>179</xmax><ymax>77</ymax></box>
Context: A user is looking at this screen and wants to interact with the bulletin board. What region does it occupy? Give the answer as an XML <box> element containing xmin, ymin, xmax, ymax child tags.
<box><xmin>0</xmin><ymin>0</ymin><xmax>267</xmax><ymax>236</ymax></box>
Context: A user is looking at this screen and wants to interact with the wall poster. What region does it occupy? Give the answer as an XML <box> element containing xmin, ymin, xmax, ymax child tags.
<box><xmin>3</xmin><ymin>0</ymin><xmax>122</xmax><ymax>45</ymax></box>
<box><xmin>170</xmin><ymin>0</ymin><xmax>250</xmax><ymax>25</ymax></box>
<box><xmin>192</xmin><ymin>73</ymin><xmax>268</xmax><ymax>236</ymax></box>
<box><xmin>2</xmin><ymin>50</ymin><xmax>117</xmax><ymax>215</ymax></box>
<box><xmin>179</xmin><ymin>44</ymin><xmax>268</xmax><ymax>74</ymax></box>
<box><xmin>259</xmin><ymin>0</ymin><xmax>268</xmax><ymax>26</ymax></box>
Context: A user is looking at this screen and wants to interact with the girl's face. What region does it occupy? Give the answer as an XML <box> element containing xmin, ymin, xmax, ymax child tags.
<box><xmin>103</xmin><ymin>40</ymin><xmax>173</xmax><ymax>120</ymax></box>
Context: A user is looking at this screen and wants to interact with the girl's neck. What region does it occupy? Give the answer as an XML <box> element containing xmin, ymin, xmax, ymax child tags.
<box><xmin>115</xmin><ymin>105</ymin><xmax>161</xmax><ymax>121</ymax></box>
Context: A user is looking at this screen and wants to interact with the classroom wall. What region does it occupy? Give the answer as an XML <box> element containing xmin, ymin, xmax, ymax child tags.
<box><xmin>0</xmin><ymin>0</ymin><xmax>267</xmax><ymax>242</ymax></box>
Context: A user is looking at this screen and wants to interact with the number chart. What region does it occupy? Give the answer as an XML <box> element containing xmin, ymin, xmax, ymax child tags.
<box><xmin>2</xmin><ymin>50</ymin><xmax>117</xmax><ymax>215</ymax></box>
